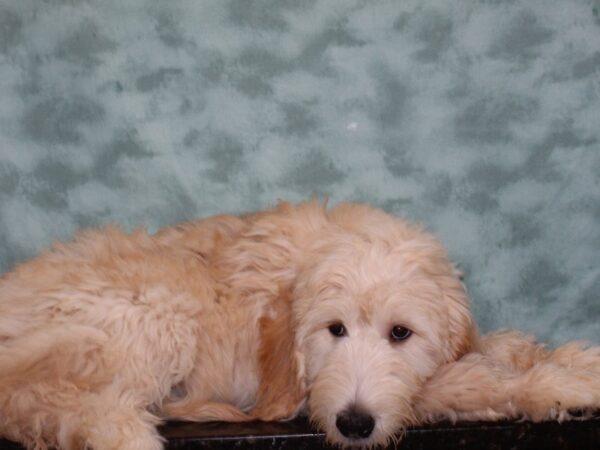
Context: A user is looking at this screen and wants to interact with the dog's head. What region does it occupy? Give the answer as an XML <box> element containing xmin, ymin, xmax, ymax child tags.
<box><xmin>293</xmin><ymin>217</ymin><xmax>475</xmax><ymax>448</ymax></box>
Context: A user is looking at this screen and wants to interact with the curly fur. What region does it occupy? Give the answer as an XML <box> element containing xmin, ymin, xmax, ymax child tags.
<box><xmin>1</xmin><ymin>201</ymin><xmax>599</xmax><ymax>449</ymax></box>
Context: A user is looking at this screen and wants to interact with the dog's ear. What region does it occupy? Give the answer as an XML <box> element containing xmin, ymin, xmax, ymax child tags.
<box><xmin>402</xmin><ymin>239</ymin><xmax>478</xmax><ymax>362</ymax></box>
<box><xmin>250</xmin><ymin>288</ymin><xmax>306</xmax><ymax>421</ymax></box>
<box><xmin>438</xmin><ymin>270</ymin><xmax>478</xmax><ymax>361</ymax></box>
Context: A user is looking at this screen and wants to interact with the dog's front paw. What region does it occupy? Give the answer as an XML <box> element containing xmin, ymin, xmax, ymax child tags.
<box><xmin>513</xmin><ymin>359</ymin><xmax>600</xmax><ymax>422</ymax></box>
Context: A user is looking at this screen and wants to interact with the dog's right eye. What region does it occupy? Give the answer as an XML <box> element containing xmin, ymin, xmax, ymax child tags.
<box><xmin>328</xmin><ymin>322</ymin><xmax>346</xmax><ymax>337</ymax></box>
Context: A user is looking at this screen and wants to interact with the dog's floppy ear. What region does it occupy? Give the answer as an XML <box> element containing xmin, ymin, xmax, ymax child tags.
<box><xmin>250</xmin><ymin>287</ymin><xmax>306</xmax><ymax>421</ymax></box>
<box><xmin>401</xmin><ymin>238</ymin><xmax>478</xmax><ymax>362</ymax></box>
<box><xmin>438</xmin><ymin>267</ymin><xmax>478</xmax><ymax>362</ymax></box>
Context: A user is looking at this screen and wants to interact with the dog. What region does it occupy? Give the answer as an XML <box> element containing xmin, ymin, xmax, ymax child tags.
<box><xmin>1</xmin><ymin>200</ymin><xmax>600</xmax><ymax>449</ymax></box>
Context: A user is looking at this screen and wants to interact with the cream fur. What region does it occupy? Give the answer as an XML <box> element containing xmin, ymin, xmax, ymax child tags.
<box><xmin>0</xmin><ymin>200</ymin><xmax>598</xmax><ymax>449</ymax></box>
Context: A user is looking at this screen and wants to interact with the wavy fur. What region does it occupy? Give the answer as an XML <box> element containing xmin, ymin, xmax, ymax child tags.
<box><xmin>1</xmin><ymin>201</ymin><xmax>599</xmax><ymax>449</ymax></box>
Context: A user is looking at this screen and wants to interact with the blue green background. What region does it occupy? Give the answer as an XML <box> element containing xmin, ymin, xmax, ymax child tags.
<box><xmin>0</xmin><ymin>0</ymin><xmax>599</xmax><ymax>344</ymax></box>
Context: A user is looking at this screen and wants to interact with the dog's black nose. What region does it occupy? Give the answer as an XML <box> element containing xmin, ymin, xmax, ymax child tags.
<box><xmin>335</xmin><ymin>407</ymin><xmax>375</xmax><ymax>439</ymax></box>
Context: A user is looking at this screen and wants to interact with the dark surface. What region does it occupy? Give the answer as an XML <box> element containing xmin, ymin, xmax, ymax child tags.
<box><xmin>3</xmin><ymin>416</ymin><xmax>600</xmax><ymax>449</ymax></box>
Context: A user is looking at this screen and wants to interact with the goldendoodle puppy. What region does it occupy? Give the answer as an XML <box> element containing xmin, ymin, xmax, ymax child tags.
<box><xmin>1</xmin><ymin>201</ymin><xmax>599</xmax><ymax>449</ymax></box>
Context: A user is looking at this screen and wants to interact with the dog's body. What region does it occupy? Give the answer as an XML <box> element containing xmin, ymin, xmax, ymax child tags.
<box><xmin>1</xmin><ymin>201</ymin><xmax>600</xmax><ymax>449</ymax></box>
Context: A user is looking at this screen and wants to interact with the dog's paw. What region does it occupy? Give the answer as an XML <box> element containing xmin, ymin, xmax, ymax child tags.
<box><xmin>513</xmin><ymin>363</ymin><xmax>600</xmax><ymax>422</ymax></box>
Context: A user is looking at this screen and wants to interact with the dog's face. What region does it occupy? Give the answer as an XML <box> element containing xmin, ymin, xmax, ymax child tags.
<box><xmin>294</xmin><ymin>236</ymin><xmax>473</xmax><ymax>448</ymax></box>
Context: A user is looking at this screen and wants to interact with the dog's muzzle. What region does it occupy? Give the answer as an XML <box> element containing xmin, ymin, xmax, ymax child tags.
<box><xmin>335</xmin><ymin>405</ymin><xmax>375</xmax><ymax>439</ymax></box>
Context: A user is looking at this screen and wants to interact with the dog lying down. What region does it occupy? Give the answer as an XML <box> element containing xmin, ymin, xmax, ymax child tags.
<box><xmin>1</xmin><ymin>200</ymin><xmax>600</xmax><ymax>449</ymax></box>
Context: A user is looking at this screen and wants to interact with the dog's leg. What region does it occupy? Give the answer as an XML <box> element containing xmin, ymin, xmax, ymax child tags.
<box><xmin>161</xmin><ymin>399</ymin><xmax>253</xmax><ymax>422</ymax></box>
<box><xmin>477</xmin><ymin>330</ymin><xmax>550</xmax><ymax>371</ymax></box>
<box><xmin>0</xmin><ymin>326</ymin><xmax>167</xmax><ymax>450</ymax></box>
<box><xmin>511</xmin><ymin>342</ymin><xmax>600</xmax><ymax>421</ymax></box>
<box><xmin>1</xmin><ymin>382</ymin><xmax>163</xmax><ymax>450</ymax></box>
<box><xmin>415</xmin><ymin>330</ymin><xmax>548</xmax><ymax>422</ymax></box>
<box><xmin>414</xmin><ymin>352</ymin><xmax>520</xmax><ymax>423</ymax></box>
<box><xmin>71</xmin><ymin>392</ymin><xmax>163</xmax><ymax>450</ymax></box>
<box><xmin>416</xmin><ymin>332</ymin><xmax>600</xmax><ymax>424</ymax></box>
<box><xmin>472</xmin><ymin>331</ymin><xmax>600</xmax><ymax>420</ymax></box>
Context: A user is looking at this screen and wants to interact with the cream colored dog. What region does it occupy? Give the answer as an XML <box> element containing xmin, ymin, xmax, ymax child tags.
<box><xmin>1</xmin><ymin>201</ymin><xmax>600</xmax><ymax>449</ymax></box>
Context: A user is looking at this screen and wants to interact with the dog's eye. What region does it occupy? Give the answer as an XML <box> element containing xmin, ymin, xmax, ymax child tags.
<box><xmin>390</xmin><ymin>325</ymin><xmax>412</xmax><ymax>342</ymax></box>
<box><xmin>328</xmin><ymin>322</ymin><xmax>346</xmax><ymax>337</ymax></box>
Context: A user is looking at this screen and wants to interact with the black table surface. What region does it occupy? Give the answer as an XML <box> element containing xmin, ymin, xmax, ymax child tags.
<box><xmin>2</xmin><ymin>416</ymin><xmax>600</xmax><ymax>449</ymax></box>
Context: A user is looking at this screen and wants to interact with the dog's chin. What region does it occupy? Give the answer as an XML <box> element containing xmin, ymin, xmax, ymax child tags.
<box><xmin>307</xmin><ymin>360</ymin><xmax>418</xmax><ymax>448</ymax></box>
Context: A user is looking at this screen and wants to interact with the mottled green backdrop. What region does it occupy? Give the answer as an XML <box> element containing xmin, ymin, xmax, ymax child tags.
<box><xmin>0</xmin><ymin>0</ymin><xmax>599</xmax><ymax>344</ymax></box>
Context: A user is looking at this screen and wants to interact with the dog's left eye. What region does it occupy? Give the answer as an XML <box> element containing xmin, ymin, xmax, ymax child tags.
<box><xmin>328</xmin><ymin>322</ymin><xmax>346</xmax><ymax>337</ymax></box>
<box><xmin>390</xmin><ymin>325</ymin><xmax>412</xmax><ymax>342</ymax></box>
